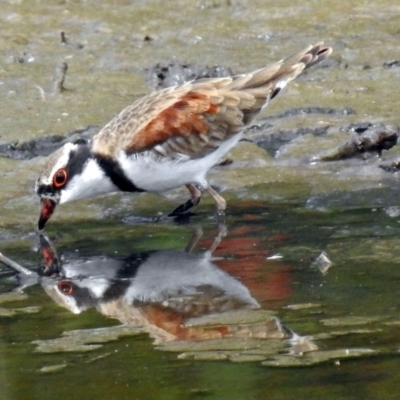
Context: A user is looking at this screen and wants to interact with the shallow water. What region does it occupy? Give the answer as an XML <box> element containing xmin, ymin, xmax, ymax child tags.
<box><xmin>2</xmin><ymin>0</ymin><xmax>400</xmax><ymax>399</ymax></box>
<box><xmin>2</xmin><ymin>203</ymin><xmax>400</xmax><ymax>399</ymax></box>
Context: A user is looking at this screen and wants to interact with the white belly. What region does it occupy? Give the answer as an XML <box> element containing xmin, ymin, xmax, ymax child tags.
<box><xmin>117</xmin><ymin>133</ymin><xmax>242</xmax><ymax>193</ymax></box>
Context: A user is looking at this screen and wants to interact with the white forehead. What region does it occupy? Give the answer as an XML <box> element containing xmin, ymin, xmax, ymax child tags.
<box><xmin>42</xmin><ymin>143</ymin><xmax>78</xmax><ymax>185</ymax></box>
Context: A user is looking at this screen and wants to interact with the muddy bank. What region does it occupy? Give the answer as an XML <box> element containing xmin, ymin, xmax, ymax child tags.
<box><xmin>1</xmin><ymin>0</ymin><xmax>400</xmax><ymax>229</ymax></box>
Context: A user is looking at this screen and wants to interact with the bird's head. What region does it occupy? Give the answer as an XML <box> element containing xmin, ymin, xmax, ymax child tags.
<box><xmin>35</xmin><ymin>142</ymin><xmax>93</xmax><ymax>230</ymax></box>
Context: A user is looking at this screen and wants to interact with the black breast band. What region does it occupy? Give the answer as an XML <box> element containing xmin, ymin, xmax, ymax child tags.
<box><xmin>94</xmin><ymin>154</ymin><xmax>145</xmax><ymax>193</ymax></box>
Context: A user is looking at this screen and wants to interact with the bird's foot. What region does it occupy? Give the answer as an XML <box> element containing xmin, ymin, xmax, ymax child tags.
<box><xmin>167</xmin><ymin>199</ymin><xmax>195</xmax><ymax>217</ymax></box>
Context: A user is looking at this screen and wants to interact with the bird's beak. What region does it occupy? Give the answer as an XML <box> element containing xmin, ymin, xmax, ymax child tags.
<box><xmin>39</xmin><ymin>234</ymin><xmax>60</xmax><ymax>276</ymax></box>
<box><xmin>38</xmin><ymin>198</ymin><xmax>56</xmax><ymax>230</ymax></box>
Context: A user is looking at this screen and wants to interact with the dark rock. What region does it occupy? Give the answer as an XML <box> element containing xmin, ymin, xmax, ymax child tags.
<box><xmin>383</xmin><ymin>60</ymin><xmax>400</xmax><ymax>69</ymax></box>
<box><xmin>0</xmin><ymin>125</ymin><xmax>99</xmax><ymax>160</ymax></box>
<box><xmin>318</xmin><ymin>123</ymin><xmax>399</xmax><ymax>161</ymax></box>
<box><xmin>251</xmin><ymin>121</ymin><xmax>399</xmax><ymax>160</ymax></box>
<box><xmin>253</xmin><ymin>126</ymin><xmax>330</xmax><ymax>156</ymax></box>
<box><xmin>248</xmin><ymin>107</ymin><xmax>356</xmax><ymax>156</ymax></box>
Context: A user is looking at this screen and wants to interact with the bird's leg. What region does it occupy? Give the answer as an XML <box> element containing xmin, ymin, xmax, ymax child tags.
<box><xmin>168</xmin><ymin>184</ymin><xmax>202</xmax><ymax>217</ymax></box>
<box><xmin>206</xmin><ymin>184</ymin><xmax>226</xmax><ymax>220</ymax></box>
<box><xmin>207</xmin><ymin>221</ymin><xmax>227</xmax><ymax>254</ymax></box>
<box><xmin>184</xmin><ymin>227</ymin><xmax>203</xmax><ymax>253</ymax></box>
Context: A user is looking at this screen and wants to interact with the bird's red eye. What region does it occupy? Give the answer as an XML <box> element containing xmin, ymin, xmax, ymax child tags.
<box><xmin>53</xmin><ymin>168</ymin><xmax>68</xmax><ymax>188</ymax></box>
<box><xmin>58</xmin><ymin>280</ymin><xmax>74</xmax><ymax>295</ymax></box>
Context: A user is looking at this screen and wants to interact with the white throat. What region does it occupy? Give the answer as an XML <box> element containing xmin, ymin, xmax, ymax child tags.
<box><xmin>59</xmin><ymin>158</ymin><xmax>118</xmax><ymax>204</ymax></box>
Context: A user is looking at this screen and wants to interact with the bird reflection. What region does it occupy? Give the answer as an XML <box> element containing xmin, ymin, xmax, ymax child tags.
<box><xmin>11</xmin><ymin>230</ymin><xmax>318</xmax><ymax>355</ymax></box>
<box><xmin>31</xmin><ymin>229</ymin><xmax>316</xmax><ymax>351</ymax></box>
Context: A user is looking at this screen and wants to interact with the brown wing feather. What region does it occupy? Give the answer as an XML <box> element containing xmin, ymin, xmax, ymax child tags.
<box><xmin>128</xmin><ymin>91</ymin><xmax>220</xmax><ymax>153</ymax></box>
<box><xmin>91</xmin><ymin>42</ymin><xmax>332</xmax><ymax>159</ymax></box>
<box><xmin>91</xmin><ymin>84</ymin><xmax>193</xmax><ymax>157</ymax></box>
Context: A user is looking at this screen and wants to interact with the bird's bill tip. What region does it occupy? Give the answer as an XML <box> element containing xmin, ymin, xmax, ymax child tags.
<box><xmin>39</xmin><ymin>233</ymin><xmax>60</xmax><ymax>275</ymax></box>
<box><xmin>38</xmin><ymin>198</ymin><xmax>56</xmax><ymax>231</ymax></box>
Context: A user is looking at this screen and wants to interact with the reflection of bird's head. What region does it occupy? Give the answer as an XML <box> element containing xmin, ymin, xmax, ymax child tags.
<box><xmin>42</xmin><ymin>278</ymin><xmax>99</xmax><ymax>314</ymax></box>
<box><xmin>40</xmin><ymin>256</ymin><xmax>126</xmax><ymax>314</ymax></box>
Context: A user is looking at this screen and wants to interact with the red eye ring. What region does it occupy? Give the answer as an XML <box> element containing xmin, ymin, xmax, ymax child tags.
<box><xmin>53</xmin><ymin>168</ymin><xmax>68</xmax><ymax>188</ymax></box>
<box><xmin>57</xmin><ymin>280</ymin><xmax>74</xmax><ymax>295</ymax></box>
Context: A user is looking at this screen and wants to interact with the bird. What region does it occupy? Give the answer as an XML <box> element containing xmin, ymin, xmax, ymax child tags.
<box><xmin>35</xmin><ymin>233</ymin><xmax>293</xmax><ymax>345</ymax></box>
<box><xmin>35</xmin><ymin>42</ymin><xmax>332</xmax><ymax>230</ymax></box>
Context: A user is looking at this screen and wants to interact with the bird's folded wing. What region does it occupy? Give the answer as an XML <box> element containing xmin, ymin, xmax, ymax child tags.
<box><xmin>91</xmin><ymin>42</ymin><xmax>331</xmax><ymax>160</ymax></box>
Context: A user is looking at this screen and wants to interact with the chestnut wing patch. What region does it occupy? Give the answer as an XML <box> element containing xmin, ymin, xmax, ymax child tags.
<box><xmin>125</xmin><ymin>91</ymin><xmax>224</xmax><ymax>158</ymax></box>
<box><xmin>91</xmin><ymin>86</ymin><xmax>239</xmax><ymax>160</ymax></box>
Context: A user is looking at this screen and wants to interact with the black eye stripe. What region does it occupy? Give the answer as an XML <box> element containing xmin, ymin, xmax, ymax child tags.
<box><xmin>64</xmin><ymin>145</ymin><xmax>92</xmax><ymax>181</ymax></box>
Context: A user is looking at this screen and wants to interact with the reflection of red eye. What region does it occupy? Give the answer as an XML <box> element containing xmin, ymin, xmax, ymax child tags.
<box><xmin>53</xmin><ymin>168</ymin><xmax>68</xmax><ymax>188</ymax></box>
<box><xmin>58</xmin><ymin>281</ymin><xmax>73</xmax><ymax>295</ymax></box>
